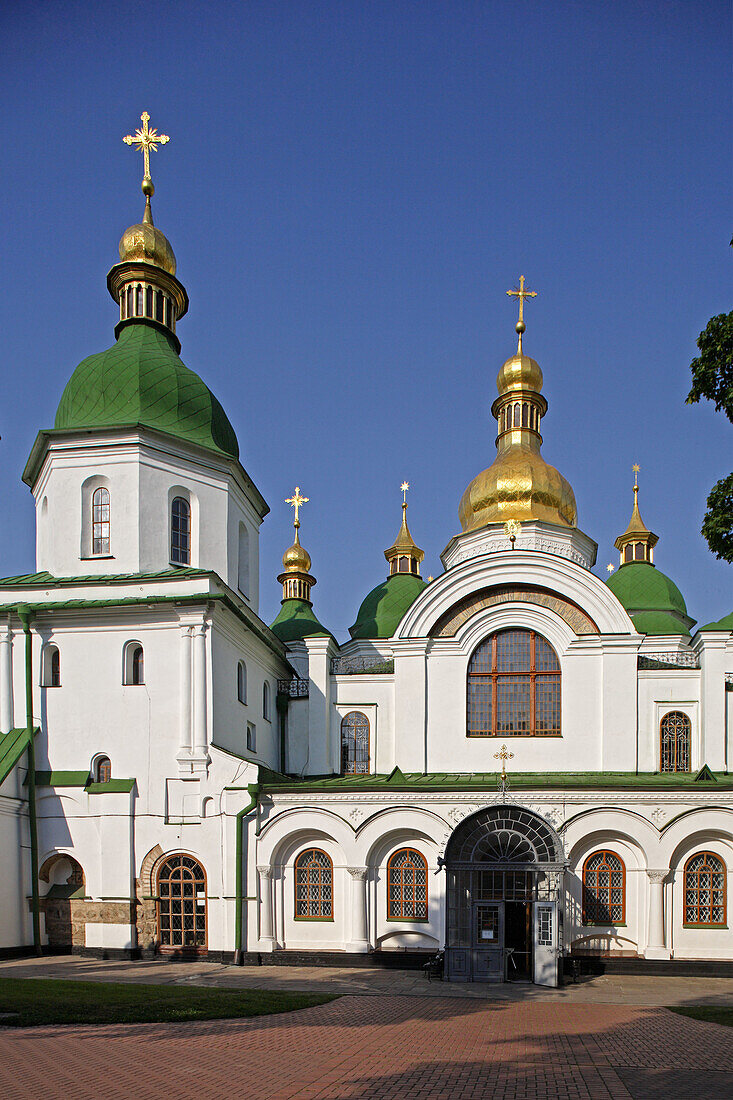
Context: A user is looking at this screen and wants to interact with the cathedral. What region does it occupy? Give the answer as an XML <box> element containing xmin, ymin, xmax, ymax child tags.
<box><xmin>0</xmin><ymin>115</ymin><xmax>731</xmax><ymax>986</ymax></box>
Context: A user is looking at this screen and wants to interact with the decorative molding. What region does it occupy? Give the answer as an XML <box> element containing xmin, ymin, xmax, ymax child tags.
<box><xmin>650</xmin><ymin>808</ymin><xmax>667</xmax><ymax>825</ymax></box>
<box><xmin>257</xmin><ymin>864</ymin><xmax>273</xmax><ymax>879</ymax></box>
<box><xmin>346</xmin><ymin>866</ymin><xmax>368</xmax><ymax>880</ymax></box>
<box><xmin>430</xmin><ymin>585</ymin><xmax>598</xmax><ymax>638</ymax></box>
<box><xmin>646</xmin><ymin>869</ymin><xmax>669</xmax><ymax>884</ymax></box>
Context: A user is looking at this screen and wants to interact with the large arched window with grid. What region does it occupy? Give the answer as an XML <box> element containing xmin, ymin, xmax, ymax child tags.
<box><xmin>341</xmin><ymin>711</ymin><xmax>370</xmax><ymax>774</ymax></box>
<box><xmin>156</xmin><ymin>854</ymin><xmax>207</xmax><ymax>952</ymax></box>
<box><xmin>294</xmin><ymin>848</ymin><xmax>333</xmax><ymax>920</ymax></box>
<box><xmin>684</xmin><ymin>852</ymin><xmax>726</xmax><ymax>926</ymax></box>
<box><xmin>467</xmin><ymin>629</ymin><xmax>561</xmax><ymax>737</ymax></box>
<box><xmin>582</xmin><ymin>851</ymin><xmax>625</xmax><ymax>924</ymax></box>
<box><xmin>660</xmin><ymin>711</ymin><xmax>691</xmax><ymax>772</ymax></box>
<box><xmin>387</xmin><ymin>848</ymin><xmax>428</xmax><ymax>920</ymax></box>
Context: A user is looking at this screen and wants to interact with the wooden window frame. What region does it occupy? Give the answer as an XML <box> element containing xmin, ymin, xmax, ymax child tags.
<box><xmin>683</xmin><ymin>851</ymin><xmax>727</xmax><ymax>928</ymax></box>
<box><xmin>582</xmin><ymin>850</ymin><xmax>626</xmax><ymax>925</ymax></box>
<box><xmin>95</xmin><ymin>755</ymin><xmax>112</xmax><ymax>784</ymax></box>
<box><xmin>294</xmin><ymin>847</ymin><xmax>333</xmax><ymax>921</ymax></box>
<box><xmin>660</xmin><ymin>710</ymin><xmax>691</xmax><ymax>773</ymax></box>
<box><xmin>156</xmin><ymin>853</ymin><xmax>208</xmax><ymax>954</ymax></box>
<box><xmin>466</xmin><ymin>629</ymin><xmax>561</xmax><ymax>738</ymax></box>
<box><xmin>387</xmin><ymin>848</ymin><xmax>428</xmax><ymax>922</ymax></box>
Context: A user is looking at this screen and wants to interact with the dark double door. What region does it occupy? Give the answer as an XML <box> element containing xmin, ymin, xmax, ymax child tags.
<box><xmin>446</xmin><ymin>897</ymin><xmax>558</xmax><ymax>985</ymax></box>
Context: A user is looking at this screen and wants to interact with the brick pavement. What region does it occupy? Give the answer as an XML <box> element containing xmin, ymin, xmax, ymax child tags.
<box><xmin>1</xmin><ymin>995</ymin><xmax>732</xmax><ymax>1099</ymax></box>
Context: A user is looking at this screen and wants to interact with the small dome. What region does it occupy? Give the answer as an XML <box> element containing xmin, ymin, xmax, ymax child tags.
<box><xmin>54</xmin><ymin>324</ymin><xmax>238</xmax><ymax>458</ymax></box>
<box><xmin>496</xmin><ymin>352</ymin><xmax>543</xmax><ymax>396</ymax></box>
<box><xmin>606</xmin><ymin>561</ymin><xmax>694</xmax><ymax>635</ymax></box>
<box><xmin>119</xmin><ymin>220</ymin><xmax>176</xmax><ymax>275</ymax></box>
<box><xmin>459</xmin><ymin>446</ymin><xmax>577</xmax><ymax>532</ymax></box>
<box><xmin>270</xmin><ymin>599</ymin><xmax>332</xmax><ymax>643</ymax></box>
<box><xmin>282</xmin><ymin>538</ymin><xmax>311</xmax><ymax>574</ymax></box>
<box><xmin>349</xmin><ymin>573</ymin><xmax>427</xmax><ymax>640</ymax></box>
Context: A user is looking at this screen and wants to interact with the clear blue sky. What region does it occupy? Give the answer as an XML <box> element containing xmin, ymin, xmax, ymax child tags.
<box><xmin>0</xmin><ymin>1</ymin><xmax>730</xmax><ymax>636</ymax></box>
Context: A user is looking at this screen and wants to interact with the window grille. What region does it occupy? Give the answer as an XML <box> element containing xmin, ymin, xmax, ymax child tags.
<box><xmin>684</xmin><ymin>852</ymin><xmax>726</xmax><ymax>926</ymax></box>
<box><xmin>171</xmin><ymin>497</ymin><xmax>191</xmax><ymax>565</ymax></box>
<box><xmin>157</xmin><ymin>854</ymin><xmax>207</xmax><ymax>951</ymax></box>
<box><xmin>294</xmin><ymin>848</ymin><xmax>333</xmax><ymax>919</ymax></box>
<box><xmin>467</xmin><ymin>629</ymin><xmax>561</xmax><ymax>737</ymax></box>
<box><xmin>660</xmin><ymin>711</ymin><xmax>691</xmax><ymax>772</ymax></box>
<box><xmin>537</xmin><ymin>905</ymin><xmax>553</xmax><ymax>946</ymax></box>
<box><xmin>387</xmin><ymin>848</ymin><xmax>428</xmax><ymax>920</ymax></box>
<box><xmin>582</xmin><ymin>851</ymin><xmax>625</xmax><ymax>924</ymax></box>
<box><xmin>92</xmin><ymin>486</ymin><xmax>110</xmax><ymax>555</ymax></box>
<box><xmin>341</xmin><ymin>711</ymin><xmax>369</xmax><ymax>774</ymax></box>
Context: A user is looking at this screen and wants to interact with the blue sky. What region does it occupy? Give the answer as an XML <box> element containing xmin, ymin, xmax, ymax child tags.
<box><xmin>0</xmin><ymin>1</ymin><xmax>730</xmax><ymax>636</ymax></box>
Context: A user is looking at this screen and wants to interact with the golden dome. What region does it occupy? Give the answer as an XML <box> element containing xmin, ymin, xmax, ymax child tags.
<box><xmin>459</xmin><ymin>446</ymin><xmax>577</xmax><ymax>531</ymax></box>
<box><xmin>496</xmin><ymin>352</ymin><xmax>543</xmax><ymax>396</ymax></box>
<box><xmin>281</xmin><ymin>529</ymin><xmax>311</xmax><ymax>574</ymax></box>
<box><xmin>119</xmin><ymin>218</ymin><xmax>177</xmax><ymax>275</ymax></box>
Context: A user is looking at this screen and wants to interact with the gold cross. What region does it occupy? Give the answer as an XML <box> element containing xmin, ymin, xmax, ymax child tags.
<box><xmin>632</xmin><ymin>463</ymin><xmax>640</xmax><ymax>489</ymax></box>
<box><xmin>494</xmin><ymin>743</ymin><xmax>514</xmax><ymax>781</ymax></box>
<box><xmin>285</xmin><ymin>486</ymin><xmax>309</xmax><ymax>527</ymax></box>
<box><xmin>123</xmin><ymin>111</ymin><xmax>170</xmax><ymax>184</ymax></box>
<box><xmin>506</xmin><ymin>275</ymin><xmax>537</xmax><ymax>326</ymax></box>
<box><xmin>401</xmin><ymin>481</ymin><xmax>409</xmax><ymax>504</ymax></box>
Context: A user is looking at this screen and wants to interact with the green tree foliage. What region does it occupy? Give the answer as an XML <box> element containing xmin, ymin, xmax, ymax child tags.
<box><xmin>687</xmin><ymin>312</ymin><xmax>733</xmax><ymax>561</ymax></box>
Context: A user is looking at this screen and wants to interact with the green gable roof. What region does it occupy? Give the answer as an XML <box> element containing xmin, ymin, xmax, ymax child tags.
<box><xmin>54</xmin><ymin>323</ymin><xmax>239</xmax><ymax>459</ymax></box>
<box><xmin>270</xmin><ymin>599</ymin><xmax>334</xmax><ymax>644</ymax></box>
<box><xmin>606</xmin><ymin>561</ymin><xmax>695</xmax><ymax>636</ymax></box>
<box><xmin>350</xmin><ymin>573</ymin><xmax>427</xmax><ymax>640</ymax></box>
<box><xmin>698</xmin><ymin>611</ymin><xmax>733</xmax><ymax>632</ymax></box>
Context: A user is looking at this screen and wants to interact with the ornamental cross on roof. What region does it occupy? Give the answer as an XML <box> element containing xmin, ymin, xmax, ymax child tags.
<box><xmin>494</xmin><ymin>743</ymin><xmax>514</xmax><ymax>782</ymax></box>
<box><xmin>123</xmin><ymin>111</ymin><xmax>170</xmax><ymax>188</ymax></box>
<box><xmin>401</xmin><ymin>481</ymin><xmax>409</xmax><ymax>504</ymax></box>
<box><xmin>507</xmin><ymin>275</ymin><xmax>537</xmax><ymax>353</ymax></box>
<box><xmin>285</xmin><ymin>486</ymin><xmax>309</xmax><ymax>528</ymax></box>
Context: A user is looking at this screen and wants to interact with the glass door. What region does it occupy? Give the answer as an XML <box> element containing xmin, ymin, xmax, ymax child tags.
<box><xmin>533</xmin><ymin>901</ymin><xmax>558</xmax><ymax>986</ymax></box>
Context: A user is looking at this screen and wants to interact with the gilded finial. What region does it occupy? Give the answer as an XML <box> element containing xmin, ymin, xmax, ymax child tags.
<box><xmin>607</xmin><ymin>563</ymin><xmax>615</xmax><ymax>574</ymax></box>
<box><xmin>504</xmin><ymin>518</ymin><xmax>521</xmax><ymax>549</ymax></box>
<box><xmin>285</xmin><ymin>486</ymin><xmax>309</xmax><ymax>530</ymax></box>
<box><xmin>123</xmin><ymin>111</ymin><xmax>170</xmax><ymax>222</ymax></box>
<box><xmin>633</xmin><ymin>463</ymin><xmax>640</xmax><ymax>497</ymax></box>
<box><xmin>494</xmin><ymin>744</ymin><xmax>514</xmax><ymax>795</ymax></box>
<box><xmin>401</xmin><ymin>481</ymin><xmax>409</xmax><ymax>504</ymax></box>
<box><xmin>507</xmin><ymin>275</ymin><xmax>537</xmax><ymax>354</ymax></box>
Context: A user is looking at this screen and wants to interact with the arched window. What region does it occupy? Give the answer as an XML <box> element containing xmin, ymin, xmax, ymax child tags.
<box><xmin>157</xmin><ymin>854</ymin><xmax>207</xmax><ymax>952</ymax></box>
<box><xmin>467</xmin><ymin>629</ymin><xmax>561</xmax><ymax>737</ymax></box>
<box><xmin>94</xmin><ymin>755</ymin><xmax>112</xmax><ymax>784</ymax></box>
<box><xmin>237</xmin><ymin>660</ymin><xmax>247</xmax><ymax>704</ymax></box>
<box><xmin>294</xmin><ymin>848</ymin><xmax>333</xmax><ymax>919</ymax></box>
<box><xmin>387</xmin><ymin>848</ymin><xmax>428</xmax><ymax>920</ymax></box>
<box><xmin>171</xmin><ymin>497</ymin><xmax>191</xmax><ymax>565</ymax></box>
<box><xmin>660</xmin><ymin>711</ymin><xmax>691</xmax><ymax>772</ymax></box>
<box><xmin>341</xmin><ymin>711</ymin><xmax>370</xmax><ymax>775</ymax></box>
<box><xmin>582</xmin><ymin>851</ymin><xmax>625</xmax><ymax>924</ymax></box>
<box><xmin>41</xmin><ymin>644</ymin><xmax>61</xmax><ymax>687</ymax></box>
<box><xmin>91</xmin><ymin>486</ymin><xmax>110</xmax><ymax>555</ymax></box>
<box><xmin>684</xmin><ymin>852</ymin><xmax>726</xmax><ymax>926</ymax></box>
<box><xmin>122</xmin><ymin>641</ymin><xmax>144</xmax><ymax>685</ymax></box>
<box><xmin>262</xmin><ymin>680</ymin><xmax>270</xmax><ymax>720</ymax></box>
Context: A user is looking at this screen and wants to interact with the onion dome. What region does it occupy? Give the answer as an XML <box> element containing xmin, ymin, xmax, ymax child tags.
<box><xmin>606</xmin><ymin>562</ymin><xmax>694</xmax><ymax>636</ymax></box>
<box><xmin>350</xmin><ymin>485</ymin><xmax>426</xmax><ymax>639</ymax></box>
<box><xmin>270</xmin><ymin>488</ymin><xmax>334</xmax><ymax>643</ymax></box>
<box><xmin>118</xmin><ymin>204</ymin><xmax>177</xmax><ymax>275</ymax></box>
<box><xmin>458</xmin><ymin>277</ymin><xmax>577</xmax><ymax>533</ymax></box>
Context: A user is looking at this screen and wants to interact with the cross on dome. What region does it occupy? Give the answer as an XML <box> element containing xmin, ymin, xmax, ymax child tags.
<box><xmin>123</xmin><ymin>111</ymin><xmax>170</xmax><ymax>196</ymax></box>
<box><xmin>285</xmin><ymin>486</ymin><xmax>309</xmax><ymax>529</ymax></box>
<box><xmin>507</xmin><ymin>275</ymin><xmax>537</xmax><ymax>353</ymax></box>
<box><xmin>401</xmin><ymin>481</ymin><xmax>409</xmax><ymax>504</ymax></box>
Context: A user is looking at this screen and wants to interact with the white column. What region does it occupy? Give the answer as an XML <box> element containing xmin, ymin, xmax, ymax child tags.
<box><xmin>347</xmin><ymin>867</ymin><xmax>369</xmax><ymax>951</ymax></box>
<box><xmin>192</xmin><ymin>623</ymin><xmax>209</xmax><ymax>764</ymax></box>
<box><xmin>0</xmin><ymin>623</ymin><xmax>13</xmax><ymax>734</ymax></box>
<box><xmin>177</xmin><ymin>626</ymin><xmax>192</xmax><ymax>763</ymax></box>
<box><xmin>257</xmin><ymin>865</ymin><xmax>275</xmax><ymax>950</ymax></box>
<box><xmin>646</xmin><ymin>869</ymin><xmax>669</xmax><ymax>959</ymax></box>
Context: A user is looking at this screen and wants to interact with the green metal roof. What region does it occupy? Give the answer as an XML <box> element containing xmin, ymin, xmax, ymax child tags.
<box><xmin>350</xmin><ymin>573</ymin><xmax>427</xmax><ymax>640</ymax></box>
<box><xmin>0</xmin><ymin>567</ymin><xmax>208</xmax><ymax>589</ymax></box>
<box><xmin>270</xmin><ymin>599</ymin><xmax>334</xmax><ymax>644</ymax></box>
<box><xmin>606</xmin><ymin>562</ymin><xmax>695</xmax><ymax>635</ymax></box>
<box><xmin>699</xmin><ymin>611</ymin><xmax>733</xmax><ymax>632</ymax></box>
<box><xmin>53</xmin><ymin>323</ymin><xmax>239</xmax><ymax>459</ymax></box>
<box><xmin>0</xmin><ymin>728</ymin><xmax>38</xmax><ymax>786</ymax></box>
<box><xmin>260</xmin><ymin>770</ymin><xmax>733</xmax><ymax>793</ymax></box>
<box><xmin>31</xmin><ymin>771</ymin><xmax>134</xmax><ymax>794</ymax></box>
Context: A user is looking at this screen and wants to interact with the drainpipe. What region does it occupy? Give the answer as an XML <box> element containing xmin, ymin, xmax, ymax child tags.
<box><xmin>233</xmin><ymin>782</ymin><xmax>260</xmax><ymax>965</ymax></box>
<box><xmin>17</xmin><ymin>605</ymin><xmax>41</xmax><ymax>955</ymax></box>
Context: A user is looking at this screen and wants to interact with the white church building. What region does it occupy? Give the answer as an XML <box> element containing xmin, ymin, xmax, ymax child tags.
<box><xmin>1</xmin><ymin>119</ymin><xmax>731</xmax><ymax>985</ymax></box>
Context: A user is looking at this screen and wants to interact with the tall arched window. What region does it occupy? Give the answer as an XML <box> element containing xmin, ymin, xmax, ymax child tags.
<box><xmin>341</xmin><ymin>711</ymin><xmax>370</xmax><ymax>775</ymax></box>
<box><xmin>467</xmin><ymin>629</ymin><xmax>561</xmax><ymax>737</ymax></box>
<box><xmin>171</xmin><ymin>497</ymin><xmax>191</xmax><ymax>565</ymax></box>
<box><xmin>684</xmin><ymin>852</ymin><xmax>726</xmax><ymax>926</ymax></box>
<box><xmin>262</xmin><ymin>680</ymin><xmax>270</xmax><ymax>720</ymax></box>
<box><xmin>41</xmin><ymin>644</ymin><xmax>61</xmax><ymax>687</ymax></box>
<box><xmin>92</xmin><ymin>486</ymin><xmax>110</xmax><ymax>555</ymax></box>
<box><xmin>157</xmin><ymin>854</ymin><xmax>207</xmax><ymax>952</ymax></box>
<box><xmin>294</xmin><ymin>848</ymin><xmax>333</xmax><ymax>919</ymax></box>
<box><xmin>582</xmin><ymin>851</ymin><xmax>625</xmax><ymax>924</ymax></box>
<box><xmin>387</xmin><ymin>848</ymin><xmax>428</xmax><ymax>920</ymax></box>
<box><xmin>237</xmin><ymin>660</ymin><xmax>247</xmax><ymax>704</ymax></box>
<box><xmin>123</xmin><ymin>641</ymin><xmax>144</xmax><ymax>685</ymax></box>
<box><xmin>660</xmin><ymin>711</ymin><xmax>691</xmax><ymax>772</ymax></box>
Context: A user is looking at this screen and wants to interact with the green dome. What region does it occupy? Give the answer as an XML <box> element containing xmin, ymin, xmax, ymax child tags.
<box><xmin>350</xmin><ymin>573</ymin><xmax>427</xmax><ymax>640</ymax></box>
<box><xmin>55</xmin><ymin>323</ymin><xmax>239</xmax><ymax>459</ymax></box>
<box><xmin>606</xmin><ymin>562</ymin><xmax>695</xmax><ymax>636</ymax></box>
<box><xmin>270</xmin><ymin>599</ymin><xmax>333</xmax><ymax>644</ymax></box>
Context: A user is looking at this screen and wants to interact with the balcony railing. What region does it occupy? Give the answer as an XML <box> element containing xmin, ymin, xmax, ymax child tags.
<box><xmin>277</xmin><ymin>677</ymin><xmax>309</xmax><ymax>698</ymax></box>
<box><xmin>638</xmin><ymin>652</ymin><xmax>699</xmax><ymax>670</ymax></box>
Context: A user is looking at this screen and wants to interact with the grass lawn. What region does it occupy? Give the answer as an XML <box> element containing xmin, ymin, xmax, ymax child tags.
<box><xmin>0</xmin><ymin>977</ymin><xmax>336</xmax><ymax>1027</ymax></box>
<box><xmin>669</xmin><ymin>1006</ymin><xmax>733</xmax><ymax>1028</ymax></box>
